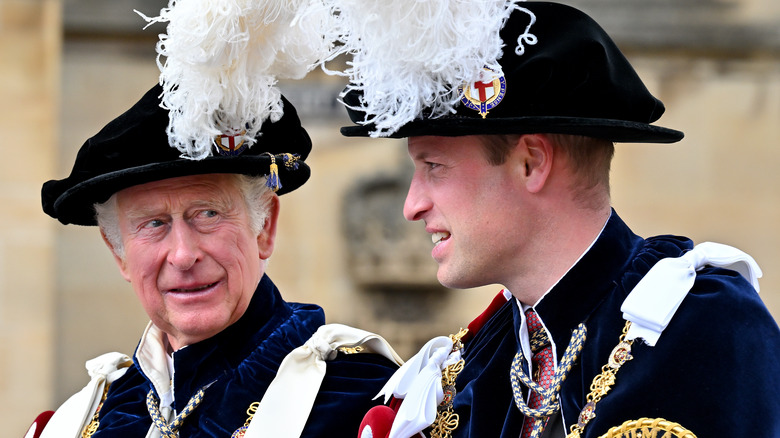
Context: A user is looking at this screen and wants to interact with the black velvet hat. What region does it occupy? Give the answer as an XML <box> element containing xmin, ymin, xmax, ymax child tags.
<box><xmin>339</xmin><ymin>2</ymin><xmax>683</xmax><ymax>143</ymax></box>
<box><xmin>41</xmin><ymin>84</ymin><xmax>311</xmax><ymax>226</ymax></box>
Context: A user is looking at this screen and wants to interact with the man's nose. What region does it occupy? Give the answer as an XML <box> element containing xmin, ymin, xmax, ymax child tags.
<box><xmin>167</xmin><ymin>222</ymin><xmax>201</xmax><ymax>270</ymax></box>
<box><xmin>403</xmin><ymin>177</ymin><xmax>431</xmax><ymax>222</ymax></box>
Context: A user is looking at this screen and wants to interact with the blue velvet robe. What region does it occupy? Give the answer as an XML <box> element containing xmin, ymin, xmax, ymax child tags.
<box><xmin>451</xmin><ymin>211</ymin><xmax>780</xmax><ymax>437</ymax></box>
<box><xmin>90</xmin><ymin>275</ymin><xmax>397</xmax><ymax>437</ymax></box>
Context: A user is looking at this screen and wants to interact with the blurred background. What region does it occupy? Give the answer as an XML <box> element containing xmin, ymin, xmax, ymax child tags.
<box><xmin>2</xmin><ymin>0</ymin><xmax>779</xmax><ymax>434</ymax></box>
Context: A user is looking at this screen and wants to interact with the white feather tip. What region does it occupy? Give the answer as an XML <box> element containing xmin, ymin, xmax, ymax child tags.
<box><xmin>138</xmin><ymin>0</ymin><xmax>336</xmax><ymax>158</ymax></box>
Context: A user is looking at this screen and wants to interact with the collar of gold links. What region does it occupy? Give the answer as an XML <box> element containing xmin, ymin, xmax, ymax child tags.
<box><xmin>81</xmin><ymin>383</ymin><xmax>111</xmax><ymax>438</ymax></box>
<box><xmin>566</xmin><ymin>321</ymin><xmax>634</xmax><ymax>438</ymax></box>
<box><xmin>231</xmin><ymin>401</ymin><xmax>261</xmax><ymax>438</ymax></box>
<box><xmin>428</xmin><ymin>328</ymin><xmax>469</xmax><ymax>438</ymax></box>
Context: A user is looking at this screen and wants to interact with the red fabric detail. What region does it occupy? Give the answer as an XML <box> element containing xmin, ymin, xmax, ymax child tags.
<box><xmin>464</xmin><ymin>290</ymin><xmax>511</xmax><ymax>342</ymax></box>
<box><xmin>387</xmin><ymin>397</ymin><xmax>403</xmax><ymax>413</ymax></box>
<box><xmin>24</xmin><ymin>411</ymin><xmax>54</xmax><ymax>438</ymax></box>
<box><xmin>357</xmin><ymin>397</ymin><xmax>425</xmax><ymax>438</ymax></box>
<box><xmin>357</xmin><ymin>292</ymin><xmax>512</xmax><ymax>438</ymax></box>
<box><xmin>358</xmin><ymin>405</ymin><xmax>396</xmax><ymax>438</ymax></box>
<box><xmin>522</xmin><ymin>309</ymin><xmax>554</xmax><ymax>438</ymax></box>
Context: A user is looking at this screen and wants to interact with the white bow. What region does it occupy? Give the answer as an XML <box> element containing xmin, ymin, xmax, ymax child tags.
<box><xmin>373</xmin><ymin>336</ymin><xmax>462</xmax><ymax>438</ymax></box>
<box><xmin>39</xmin><ymin>352</ymin><xmax>132</xmax><ymax>438</ymax></box>
<box><xmin>621</xmin><ymin>241</ymin><xmax>762</xmax><ymax>346</ymax></box>
<box><xmin>244</xmin><ymin>323</ymin><xmax>402</xmax><ymax>438</ymax></box>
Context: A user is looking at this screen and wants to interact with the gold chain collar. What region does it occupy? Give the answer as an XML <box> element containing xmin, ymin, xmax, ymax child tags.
<box><xmin>429</xmin><ymin>328</ymin><xmax>469</xmax><ymax>438</ymax></box>
<box><xmin>566</xmin><ymin>321</ymin><xmax>634</xmax><ymax>438</ymax></box>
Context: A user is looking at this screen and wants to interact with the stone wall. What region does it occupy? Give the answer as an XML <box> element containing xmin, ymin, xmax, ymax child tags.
<box><xmin>0</xmin><ymin>0</ymin><xmax>60</xmax><ymax>433</ymax></box>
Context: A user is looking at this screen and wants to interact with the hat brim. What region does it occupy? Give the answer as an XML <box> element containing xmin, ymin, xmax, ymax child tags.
<box><xmin>48</xmin><ymin>155</ymin><xmax>310</xmax><ymax>226</ymax></box>
<box><xmin>341</xmin><ymin>115</ymin><xmax>683</xmax><ymax>143</ymax></box>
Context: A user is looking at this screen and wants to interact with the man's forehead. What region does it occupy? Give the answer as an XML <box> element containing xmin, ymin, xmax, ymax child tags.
<box><xmin>122</xmin><ymin>173</ymin><xmax>237</xmax><ymax>193</ymax></box>
<box><xmin>407</xmin><ymin>135</ymin><xmax>486</xmax><ymax>158</ymax></box>
<box><xmin>407</xmin><ymin>136</ymin><xmax>449</xmax><ymax>156</ymax></box>
<box><xmin>117</xmin><ymin>174</ymin><xmax>238</xmax><ymax>210</ymax></box>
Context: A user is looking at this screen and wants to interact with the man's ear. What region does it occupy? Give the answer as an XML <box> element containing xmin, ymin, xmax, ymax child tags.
<box><xmin>100</xmin><ymin>229</ymin><xmax>131</xmax><ymax>282</ymax></box>
<box><xmin>257</xmin><ymin>194</ymin><xmax>280</xmax><ymax>260</ymax></box>
<box><xmin>518</xmin><ymin>134</ymin><xmax>554</xmax><ymax>193</ymax></box>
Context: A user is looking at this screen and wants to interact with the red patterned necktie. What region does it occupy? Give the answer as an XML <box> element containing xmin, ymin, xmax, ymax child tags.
<box><xmin>521</xmin><ymin>309</ymin><xmax>555</xmax><ymax>438</ymax></box>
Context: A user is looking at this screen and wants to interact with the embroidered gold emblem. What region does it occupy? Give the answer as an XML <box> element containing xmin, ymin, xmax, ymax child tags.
<box><xmin>338</xmin><ymin>345</ymin><xmax>365</xmax><ymax>354</ymax></box>
<box><xmin>598</xmin><ymin>417</ymin><xmax>697</xmax><ymax>438</ymax></box>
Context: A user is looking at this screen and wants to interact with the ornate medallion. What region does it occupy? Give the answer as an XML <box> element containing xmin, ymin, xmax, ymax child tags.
<box><xmin>577</xmin><ymin>402</ymin><xmax>597</xmax><ymax>428</ymax></box>
<box><xmin>215</xmin><ymin>131</ymin><xmax>248</xmax><ymax>156</ymax></box>
<box><xmin>231</xmin><ymin>425</ymin><xmax>248</xmax><ymax>438</ymax></box>
<box><xmin>608</xmin><ymin>341</ymin><xmax>633</xmax><ymax>369</ymax></box>
<box><xmin>458</xmin><ymin>67</ymin><xmax>507</xmax><ymax>119</ymax></box>
<box><xmin>439</xmin><ymin>384</ymin><xmax>457</xmax><ymax>410</ymax></box>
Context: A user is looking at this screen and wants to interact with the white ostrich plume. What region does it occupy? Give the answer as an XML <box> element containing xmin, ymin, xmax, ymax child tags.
<box><xmin>320</xmin><ymin>0</ymin><xmax>530</xmax><ymax>137</ymax></box>
<box><xmin>137</xmin><ymin>0</ymin><xmax>337</xmax><ymax>159</ymax></box>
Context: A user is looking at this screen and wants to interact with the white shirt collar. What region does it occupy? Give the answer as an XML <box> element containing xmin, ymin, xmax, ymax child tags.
<box><xmin>136</xmin><ymin>322</ymin><xmax>174</xmax><ymax>407</ymax></box>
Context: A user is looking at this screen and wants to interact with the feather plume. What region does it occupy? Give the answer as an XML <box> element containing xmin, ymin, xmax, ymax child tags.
<box><xmin>318</xmin><ymin>0</ymin><xmax>534</xmax><ymax>137</ymax></box>
<box><xmin>137</xmin><ymin>0</ymin><xmax>336</xmax><ymax>159</ymax></box>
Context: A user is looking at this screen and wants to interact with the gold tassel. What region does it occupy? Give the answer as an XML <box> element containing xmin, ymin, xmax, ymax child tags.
<box><xmin>266</xmin><ymin>154</ymin><xmax>281</xmax><ymax>192</ymax></box>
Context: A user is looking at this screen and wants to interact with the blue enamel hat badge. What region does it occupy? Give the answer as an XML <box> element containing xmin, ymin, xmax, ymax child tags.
<box><xmin>458</xmin><ymin>67</ymin><xmax>507</xmax><ymax>119</ymax></box>
<box><xmin>215</xmin><ymin>131</ymin><xmax>249</xmax><ymax>156</ymax></box>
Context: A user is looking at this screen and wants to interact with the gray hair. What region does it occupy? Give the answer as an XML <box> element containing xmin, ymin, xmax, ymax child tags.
<box><xmin>95</xmin><ymin>174</ymin><xmax>273</xmax><ymax>260</ymax></box>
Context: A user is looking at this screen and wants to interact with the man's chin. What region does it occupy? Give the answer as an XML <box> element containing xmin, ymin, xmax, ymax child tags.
<box><xmin>437</xmin><ymin>270</ymin><xmax>467</xmax><ymax>290</ymax></box>
<box><xmin>162</xmin><ymin>315</ymin><xmax>234</xmax><ymax>350</ymax></box>
<box><xmin>437</xmin><ymin>268</ymin><xmax>490</xmax><ymax>291</ymax></box>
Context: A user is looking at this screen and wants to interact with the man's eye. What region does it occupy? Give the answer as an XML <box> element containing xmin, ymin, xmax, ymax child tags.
<box><xmin>426</xmin><ymin>162</ymin><xmax>441</xmax><ymax>170</ymax></box>
<box><xmin>193</xmin><ymin>209</ymin><xmax>221</xmax><ymax>223</ymax></box>
<box><xmin>144</xmin><ymin>219</ymin><xmax>165</xmax><ymax>229</ymax></box>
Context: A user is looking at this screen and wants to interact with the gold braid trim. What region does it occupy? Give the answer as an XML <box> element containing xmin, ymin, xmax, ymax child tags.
<box><xmin>429</xmin><ymin>328</ymin><xmax>468</xmax><ymax>438</ymax></box>
<box><xmin>598</xmin><ymin>417</ymin><xmax>697</xmax><ymax>438</ymax></box>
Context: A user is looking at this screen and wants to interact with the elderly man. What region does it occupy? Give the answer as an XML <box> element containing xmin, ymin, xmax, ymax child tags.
<box><xmin>25</xmin><ymin>2</ymin><xmax>403</xmax><ymax>437</ymax></box>
<box><xmin>27</xmin><ymin>83</ymin><xmax>400</xmax><ymax>438</ymax></box>
<box><xmin>325</xmin><ymin>2</ymin><xmax>780</xmax><ymax>438</ymax></box>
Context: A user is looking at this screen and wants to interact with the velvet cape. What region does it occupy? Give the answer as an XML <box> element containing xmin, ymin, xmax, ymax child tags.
<box><xmin>449</xmin><ymin>211</ymin><xmax>780</xmax><ymax>438</ymax></box>
<box><xmin>89</xmin><ymin>275</ymin><xmax>397</xmax><ymax>437</ymax></box>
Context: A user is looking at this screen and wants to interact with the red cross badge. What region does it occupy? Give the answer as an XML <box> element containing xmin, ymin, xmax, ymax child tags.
<box><xmin>458</xmin><ymin>67</ymin><xmax>506</xmax><ymax>119</ymax></box>
<box><xmin>215</xmin><ymin>131</ymin><xmax>248</xmax><ymax>156</ymax></box>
